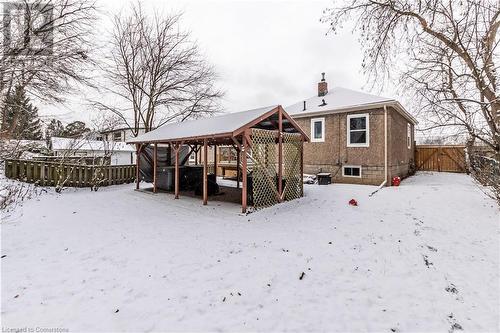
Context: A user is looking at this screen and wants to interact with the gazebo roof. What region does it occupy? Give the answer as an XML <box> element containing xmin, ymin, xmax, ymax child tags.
<box><xmin>127</xmin><ymin>105</ymin><xmax>308</xmax><ymax>145</ymax></box>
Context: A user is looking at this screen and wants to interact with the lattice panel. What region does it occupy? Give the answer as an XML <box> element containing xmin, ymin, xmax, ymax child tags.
<box><xmin>282</xmin><ymin>132</ymin><xmax>303</xmax><ymax>201</ymax></box>
<box><xmin>251</xmin><ymin>128</ymin><xmax>279</xmax><ymax>209</ymax></box>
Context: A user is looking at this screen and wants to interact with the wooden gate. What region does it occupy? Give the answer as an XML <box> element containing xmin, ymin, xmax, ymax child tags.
<box><xmin>415</xmin><ymin>145</ymin><xmax>466</xmax><ymax>173</ymax></box>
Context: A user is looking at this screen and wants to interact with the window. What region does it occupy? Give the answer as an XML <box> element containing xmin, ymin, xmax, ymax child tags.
<box><xmin>311</xmin><ymin>117</ymin><xmax>325</xmax><ymax>142</ymax></box>
<box><xmin>407</xmin><ymin>123</ymin><xmax>412</xmax><ymax>149</ymax></box>
<box><xmin>113</xmin><ymin>131</ymin><xmax>122</xmax><ymax>141</ymax></box>
<box><xmin>343</xmin><ymin>166</ymin><xmax>362</xmax><ymax>178</ymax></box>
<box><xmin>347</xmin><ymin>114</ymin><xmax>369</xmax><ymax>147</ymax></box>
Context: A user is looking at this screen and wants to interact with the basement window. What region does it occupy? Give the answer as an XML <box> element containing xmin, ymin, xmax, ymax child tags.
<box><xmin>311</xmin><ymin>117</ymin><xmax>325</xmax><ymax>142</ymax></box>
<box><xmin>343</xmin><ymin>166</ymin><xmax>361</xmax><ymax>178</ymax></box>
<box><xmin>347</xmin><ymin>114</ymin><xmax>369</xmax><ymax>147</ymax></box>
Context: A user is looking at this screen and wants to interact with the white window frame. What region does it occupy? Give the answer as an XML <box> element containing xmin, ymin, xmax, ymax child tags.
<box><xmin>407</xmin><ymin>123</ymin><xmax>412</xmax><ymax>149</ymax></box>
<box><xmin>347</xmin><ymin>113</ymin><xmax>369</xmax><ymax>147</ymax></box>
<box><xmin>310</xmin><ymin>117</ymin><xmax>325</xmax><ymax>142</ymax></box>
<box><xmin>342</xmin><ymin>165</ymin><xmax>362</xmax><ymax>178</ymax></box>
<box><xmin>113</xmin><ymin>131</ymin><xmax>122</xmax><ymax>141</ymax></box>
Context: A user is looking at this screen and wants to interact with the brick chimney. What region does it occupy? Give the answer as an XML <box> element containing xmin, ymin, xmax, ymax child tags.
<box><xmin>318</xmin><ymin>72</ymin><xmax>328</xmax><ymax>97</ymax></box>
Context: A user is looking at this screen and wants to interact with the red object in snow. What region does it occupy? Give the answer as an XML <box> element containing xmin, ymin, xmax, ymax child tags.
<box><xmin>349</xmin><ymin>199</ymin><xmax>358</xmax><ymax>206</ymax></box>
<box><xmin>392</xmin><ymin>176</ymin><xmax>401</xmax><ymax>186</ymax></box>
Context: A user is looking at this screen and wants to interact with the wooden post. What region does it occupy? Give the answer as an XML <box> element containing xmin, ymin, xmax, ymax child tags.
<box><xmin>153</xmin><ymin>143</ymin><xmax>158</xmax><ymax>193</ymax></box>
<box><xmin>194</xmin><ymin>144</ymin><xmax>198</xmax><ymax>165</ymax></box>
<box><xmin>213</xmin><ymin>144</ymin><xmax>217</xmax><ymax>177</ymax></box>
<box><xmin>242</xmin><ymin>134</ymin><xmax>248</xmax><ymax>213</ymax></box>
<box><xmin>167</xmin><ymin>143</ymin><xmax>171</xmax><ymax>165</ymax></box>
<box><xmin>174</xmin><ymin>143</ymin><xmax>179</xmax><ymax>199</ymax></box>
<box><xmin>300</xmin><ymin>139</ymin><xmax>304</xmax><ymax>197</ymax></box>
<box><xmin>203</xmin><ymin>139</ymin><xmax>208</xmax><ymax>205</ymax></box>
<box><xmin>135</xmin><ymin>144</ymin><xmax>140</xmax><ymax>190</ymax></box>
<box><xmin>278</xmin><ymin>108</ymin><xmax>283</xmax><ymax>201</ymax></box>
<box><xmin>236</xmin><ymin>148</ymin><xmax>240</xmax><ymax>189</ymax></box>
<box><xmin>40</xmin><ymin>162</ymin><xmax>46</xmax><ymax>186</ymax></box>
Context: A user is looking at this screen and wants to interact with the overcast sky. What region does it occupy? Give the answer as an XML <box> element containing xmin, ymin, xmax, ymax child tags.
<box><xmin>40</xmin><ymin>0</ymin><xmax>401</xmax><ymax>125</ymax></box>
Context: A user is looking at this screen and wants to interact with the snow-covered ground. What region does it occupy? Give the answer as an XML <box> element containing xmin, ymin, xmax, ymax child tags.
<box><xmin>1</xmin><ymin>172</ymin><xmax>498</xmax><ymax>332</ymax></box>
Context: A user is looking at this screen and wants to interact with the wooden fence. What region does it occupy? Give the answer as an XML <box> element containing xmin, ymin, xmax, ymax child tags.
<box><xmin>4</xmin><ymin>159</ymin><xmax>136</xmax><ymax>187</ymax></box>
<box><xmin>415</xmin><ymin>145</ymin><xmax>467</xmax><ymax>173</ymax></box>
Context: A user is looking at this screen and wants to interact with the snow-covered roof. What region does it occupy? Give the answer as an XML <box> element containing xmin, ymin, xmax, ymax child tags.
<box><xmin>127</xmin><ymin>105</ymin><xmax>280</xmax><ymax>143</ymax></box>
<box><xmin>50</xmin><ymin>137</ymin><xmax>135</xmax><ymax>152</ymax></box>
<box><xmin>285</xmin><ymin>87</ymin><xmax>417</xmax><ymax>124</ymax></box>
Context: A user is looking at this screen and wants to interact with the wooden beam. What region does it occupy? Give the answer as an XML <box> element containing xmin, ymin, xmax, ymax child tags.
<box><xmin>194</xmin><ymin>144</ymin><xmax>198</xmax><ymax>164</ymax></box>
<box><xmin>300</xmin><ymin>140</ymin><xmax>304</xmax><ymax>197</ymax></box>
<box><xmin>174</xmin><ymin>143</ymin><xmax>179</xmax><ymax>199</ymax></box>
<box><xmin>231</xmin><ymin>137</ymin><xmax>242</xmax><ymax>151</ymax></box>
<box><xmin>135</xmin><ymin>144</ymin><xmax>141</xmax><ymax>190</ymax></box>
<box><xmin>278</xmin><ymin>108</ymin><xmax>283</xmax><ymax>202</ymax></box>
<box><xmin>232</xmin><ymin>106</ymin><xmax>280</xmax><ymax>137</ymax></box>
<box><xmin>213</xmin><ymin>144</ymin><xmax>217</xmax><ymax>177</ymax></box>
<box><xmin>236</xmin><ymin>148</ymin><xmax>240</xmax><ymax>189</ymax></box>
<box><xmin>277</xmin><ymin>105</ymin><xmax>310</xmax><ymax>142</ymax></box>
<box><xmin>244</xmin><ymin>131</ymin><xmax>253</xmax><ymax>148</ymax></box>
<box><xmin>180</xmin><ymin>144</ymin><xmax>197</xmax><ymax>166</ymax></box>
<box><xmin>153</xmin><ymin>143</ymin><xmax>157</xmax><ymax>193</ymax></box>
<box><xmin>203</xmin><ymin>139</ymin><xmax>208</xmax><ymax>205</ymax></box>
<box><xmin>242</xmin><ymin>132</ymin><xmax>248</xmax><ymax>213</ymax></box>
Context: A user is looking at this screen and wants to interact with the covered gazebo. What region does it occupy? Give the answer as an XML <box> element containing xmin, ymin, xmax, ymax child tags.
<box><xmin>127</xmin><ymin>105</ymin><xmax>309</xmax><ymax>213</ymax></box>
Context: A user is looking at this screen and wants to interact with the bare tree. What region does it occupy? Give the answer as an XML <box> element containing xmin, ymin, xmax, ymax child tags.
<box><xmin>322</xmin><ymin>0</ymin><xmax>499</xmax><ymax>159</ymax></box>
<box><xmin>0</xmin><ymin>0</ymin><xmax>98</xmax><ymax>138</ymax></box>
<box><xmin>92</xmin><ymin>3</ymin><xmax>223</xmax><ymax>136</ymax></box>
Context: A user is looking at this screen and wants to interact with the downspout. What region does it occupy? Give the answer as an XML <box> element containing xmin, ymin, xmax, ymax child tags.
<box><xmin>384</xmin><ymin>104</ymin><xmax>388</xmax><ymax>185</ymax></box>
<box><xmin>370</xmin><ymin>105</ymin><xmax>388</xmax><ymax>196</ymax></box>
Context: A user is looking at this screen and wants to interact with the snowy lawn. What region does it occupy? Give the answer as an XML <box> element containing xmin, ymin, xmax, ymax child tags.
<box><xmin>1</xmin><ymin>172</ymin><xmax>498</xmax><ymax>332</ymax></box>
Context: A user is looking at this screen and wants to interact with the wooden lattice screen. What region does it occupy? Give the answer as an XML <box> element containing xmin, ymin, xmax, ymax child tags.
<box><xmin>250</xmin><ymin>128</ymin><xmax>303</xmax><ymax>210</ymax></box>
<box><xmin>282</xmin><ymin>132</ymin><xmax>303</xmax><ymax>201</ymax></box>
<box><xmin>251</xmin><ymin>128</ymin><xmax>279</xmax><ymax>209</ymax></box>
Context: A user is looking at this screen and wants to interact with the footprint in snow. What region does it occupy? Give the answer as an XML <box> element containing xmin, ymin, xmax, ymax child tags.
<box><xmin>445</xmin><ymin>283</ymin><xmax>464</xmax><ymax>302</ymax></box>
<box><xmin>426</xmin><ymin>245</ymin><xmax>438</xmax><ymax>252</ymax></box>
<box><xmin>447</xmin><ymin>313</ymin><xmax>463</xmax><ymax>332</ymax></box>
<box><xmin>422</xmin><ymin>254</ymin><xmax>433</xmax><ymax>268</ymax></box>
<box><xmin>445</xmin><ymin>284</ymin><xmax>459</xmax><ymax>294</ymax></box>
<box><xmin>450</xmin><ymin>323</ymin><xmax>463</xmax><ymax>332</ymax></box>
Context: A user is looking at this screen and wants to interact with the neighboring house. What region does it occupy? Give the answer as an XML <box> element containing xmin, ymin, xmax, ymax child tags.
<box><xmin>286</xmin><ymin>74</ymin><xmax>417</xmax><ymax>185</ymax></box>
<box><xmin>50</xmin><ymin>137</ymin><xmax>136</xmax><ymax>165</ymax></box>
<box><xmin>98</xmin><ymin>127</ymin><xmax>147</xmax><ymax>142</ymax></box>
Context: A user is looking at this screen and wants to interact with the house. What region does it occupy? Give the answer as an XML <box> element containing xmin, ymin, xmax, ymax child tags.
<box><xmin>98</xmin><ymin>127</ymin><xmax>147</xmax><ymax>142</ymax></box>
<box><xmin>286</xmin><ymin>73</ymin><xmax>417</xmax><ymax>186</ymax></box>
<box><xmin>50</xmin><ymin>137</ymin><xmax>136</xmax><ymax>165</ymax></box>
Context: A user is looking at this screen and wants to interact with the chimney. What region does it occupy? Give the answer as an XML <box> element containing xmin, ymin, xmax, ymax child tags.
<box><xmin>303</xmin><ymin>101</ymin><xmax>306</xmax><ymax>111</ymax></box>
<box><xmin>318</xmin><ymin>72</ymin><xmax>328</xmax><ymax>97</ymax></box>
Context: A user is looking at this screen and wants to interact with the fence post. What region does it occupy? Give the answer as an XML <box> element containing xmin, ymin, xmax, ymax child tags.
<box><xmin>40</xmin><ymin>162</ymin><xmax>45</xmax><ymax>186</ymax></box>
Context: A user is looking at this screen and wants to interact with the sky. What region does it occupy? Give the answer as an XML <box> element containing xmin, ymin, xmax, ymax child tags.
<box><xmin>40</xmin><ymin>0</ymin><xmax>401</xmax><ymax>126</ymax></box>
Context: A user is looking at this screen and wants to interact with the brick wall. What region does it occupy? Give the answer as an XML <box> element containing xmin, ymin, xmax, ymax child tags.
<box><xmin>387</xmin><ymin>108</ymin><xmax>414</xmax><ymax>180</ymax></box>
<box><xmin>294</xmin><ymin>107</ymin><xmax>414</xmax><ymax>185</ymax></box>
